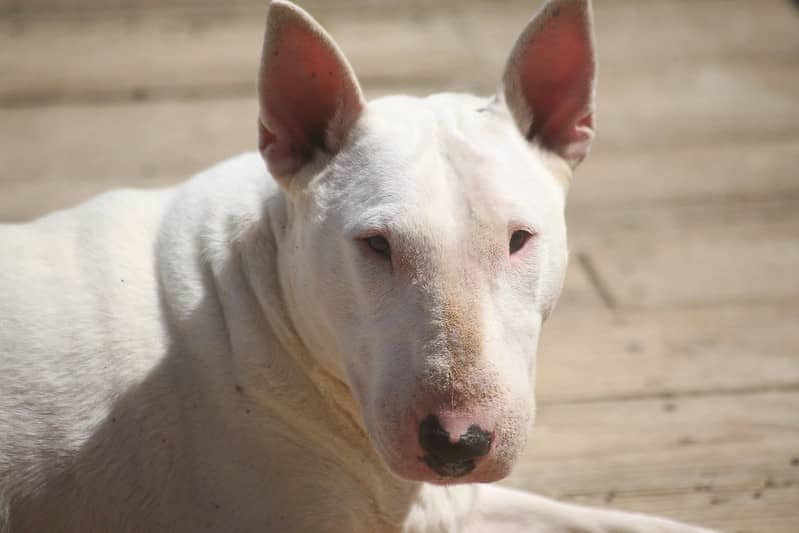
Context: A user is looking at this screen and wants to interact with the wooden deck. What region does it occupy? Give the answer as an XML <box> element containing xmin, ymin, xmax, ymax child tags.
<box><xmin>1</xmin><ymin>1</ymin><xmax>798</xmax><ymax>531</ymax></box>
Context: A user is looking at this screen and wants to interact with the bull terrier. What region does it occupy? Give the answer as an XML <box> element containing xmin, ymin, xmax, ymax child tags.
<box><xmin>0</xmin><ymin>0</ymin><xmax>716</xmax><ymax>531</ymax></box>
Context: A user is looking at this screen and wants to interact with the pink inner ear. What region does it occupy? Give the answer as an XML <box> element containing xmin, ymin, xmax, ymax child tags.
<box><xmin>516</xmin><ymin>5</ymin><xmax>595</xmax><ymax>159</ymax></box>
<box><xmin>259</xmin><ymin>19</ymin><xmax>362</xmax><ymax>177</ymax></box>
<box><xmin>262</xmin><ymin>25</ymin><xmax>342</xmax><ymax>152</ymax></box>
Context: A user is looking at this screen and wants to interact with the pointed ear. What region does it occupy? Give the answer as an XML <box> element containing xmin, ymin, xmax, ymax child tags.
<box><xmin>257</xmin><ymin>0</ymin><xmax>365</xmax><ymax>182</ymax></box>
<box><xmin>501</xmin><ymin>0</ymin><xmax>596</xmax><ymax>167</ymax></box>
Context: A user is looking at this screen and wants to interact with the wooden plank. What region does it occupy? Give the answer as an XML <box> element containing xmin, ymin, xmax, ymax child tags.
<box><xmin>594</xmin><ymin>63</ymin><xmax>799</xmax><ymax>151</ymax></box>
<box><xmin>0</xmin><ymin>14</ymin><xmax>262</xmax><ymax>105</ymax></box>
<box><xmin>569</xmin><ymin>199</ymin><xmax>799</xmax><ymax>309</ymax></box>
<box><xmin>537</xmin><ymin>304</ymin><xmax>799</xmax><ymax>404</ymax></box>
<box><xmin>594</xmin><ymin>0</ymin><xmax>799</xmax><ymax>67</ymax></box>
<box><xmin>575</xmin><ymin>489</ymin><xmax>799</xmax><ymax>533</ymax></box>
<box><xmin>501</xmin><ymin>392</ymin><xmax>799</xmax><ymax>532</ymax></box>
<box><xmin>572</xmin><ymin>139</ymin><xmax>799</xmax><ymax>209</ymax></box>
<box><xmin>0</xmin><ymin>98</ymin><xmax>257</xmax><ymax>220</ymax></box>
<box><xmin>570</xmin><ymin>196</ymin><xmax>799</xmax><ymax>237</ymax></box>
<box><xmin>559</xmin><ymin>262</ymin><xmax>606</xmax><ymax>312</ymax></box>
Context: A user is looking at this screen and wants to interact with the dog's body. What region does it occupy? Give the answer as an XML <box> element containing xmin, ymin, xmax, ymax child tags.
<box><xmin>0</xmin><ymin>1</ymin><xmax>714</xmax><ymax>531</ymax></box>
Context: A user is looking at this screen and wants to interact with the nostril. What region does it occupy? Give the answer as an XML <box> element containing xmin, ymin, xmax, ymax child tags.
<box><xmin>459</xmin><ymin>425</ymin><xmax>493</xmax><ymax>457</ymax></box>
<box><xmin>418</xmin><ymin>414</ymin><xmax>492</xmax><ymax>463</ymax></box>
<box><xmin>418</xmin><ymin>415</ymin><xmax>452</xmax><ymax>453</ymax></box>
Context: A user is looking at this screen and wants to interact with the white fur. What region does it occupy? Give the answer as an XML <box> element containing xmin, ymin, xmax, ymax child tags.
<box><xmin>0</xmin><ymin>1</ymin><xmax>715</xmax><ymax>531</ymax></box>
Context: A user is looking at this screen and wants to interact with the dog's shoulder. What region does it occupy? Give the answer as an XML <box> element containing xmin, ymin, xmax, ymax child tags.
<box><xmin>158</xmin><ymin>151</ymin><xmax>274</xmax><ymax>244</ymax></box>
<box><xmin>0</xmin><ymin>150</ymin><xmax>271</xmax><ymax>437</ymax></box>
<box><xmin>0</xmin><ymin>151</ymin><xmax>270</xmax><ymax>309</ymax></box>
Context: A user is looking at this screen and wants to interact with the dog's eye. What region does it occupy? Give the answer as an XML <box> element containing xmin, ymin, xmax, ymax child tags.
<box><xmin>509</xmin><ymin>230</ymin><xmax>533</xmax><ymax>255</ymax></box>
<box><xmin>365</xmin><ymin>235</ymin><xmax>391</xmax><ymax>259</ymax></box>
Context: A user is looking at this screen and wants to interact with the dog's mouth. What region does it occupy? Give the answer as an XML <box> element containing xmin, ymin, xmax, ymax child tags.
<box><xmin>420</xmin><ymin>454</ymin><xmax>477</xmax><ymax>478</ymax></box>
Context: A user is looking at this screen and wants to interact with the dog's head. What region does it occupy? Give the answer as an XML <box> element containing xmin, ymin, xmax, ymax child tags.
<box><xmin>259</xmin><ymin>0</ymin><xmax>595</xmax><ymax>483</ymax></box>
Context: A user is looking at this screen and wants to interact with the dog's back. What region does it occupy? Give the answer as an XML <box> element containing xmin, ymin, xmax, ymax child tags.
<box><xmin>0</xmin><ymin>187</ymin><xmax>173</xmax><ymax>529</ymax></box>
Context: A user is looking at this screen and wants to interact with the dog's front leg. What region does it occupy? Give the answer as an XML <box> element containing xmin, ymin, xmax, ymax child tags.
<box><xmin>462</xmin><ymin>485</ymin><xmax>716</xmax><ymax>533</ymax></box>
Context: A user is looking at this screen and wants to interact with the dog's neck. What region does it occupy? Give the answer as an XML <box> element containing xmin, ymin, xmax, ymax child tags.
<box><xmin>254</xmin><ymin>188</ymin><xmax>366</xmax><ymax>436</ymax></box>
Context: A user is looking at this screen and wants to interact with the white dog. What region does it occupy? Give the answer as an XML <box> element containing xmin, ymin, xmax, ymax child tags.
<box><xmin>0</xmin><ymin>1</ymin><xmax>715</xmax><ymax>531</ymax></box>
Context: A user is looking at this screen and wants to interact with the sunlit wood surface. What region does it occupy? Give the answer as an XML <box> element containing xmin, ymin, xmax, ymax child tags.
<box><xmin>1</xmin><ymin>1</ymin><xmax>798</xmax><ymax>531</ymax></box>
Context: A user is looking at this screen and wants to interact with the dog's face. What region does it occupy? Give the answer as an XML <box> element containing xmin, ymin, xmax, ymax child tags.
<box><xmin>297</xmin><ymin>95</ymin><xmax>571</xmax><ymax>482</ymax></box>
<box><xmin>259</xmin><ymin>0</ymin><xmax>595</xmax><ymax>483</ymax></box>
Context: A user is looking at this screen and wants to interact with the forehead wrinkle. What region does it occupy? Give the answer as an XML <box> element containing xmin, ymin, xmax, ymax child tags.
<box><xmin>432</xmin><ymin>96</ymin><xmax>567</xmax><ymax>229</ymax></box>
<box><xmin>435</xmin><ymin>124</ymin><xmax>508</xmax><ymax>271</ymax></box>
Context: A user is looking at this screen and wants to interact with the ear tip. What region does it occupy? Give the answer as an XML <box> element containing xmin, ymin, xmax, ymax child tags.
<box><xmin>551</xmin><ymin>0</ymin><xmax>592</xmax><ymax>7</ymax></box>
<box><xmin>268</xmin><ymin>0</ymin><xmax>299</xmax><ymax>12</ymax></box>
<box><xmin>267</xmin><ymin>0</ymin><xmax>314</xmax><ymax>26</ymax></box>
<box><xmin>545</xmin><ymin>0</ymin><xmax>594</xmax><ymax>18</ymax></box>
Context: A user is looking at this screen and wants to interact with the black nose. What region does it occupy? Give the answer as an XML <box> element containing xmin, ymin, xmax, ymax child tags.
<box><xmin>418</xmin><ymin>415</ymin><xmax>492</xmax><ymax>477</ymax></box>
